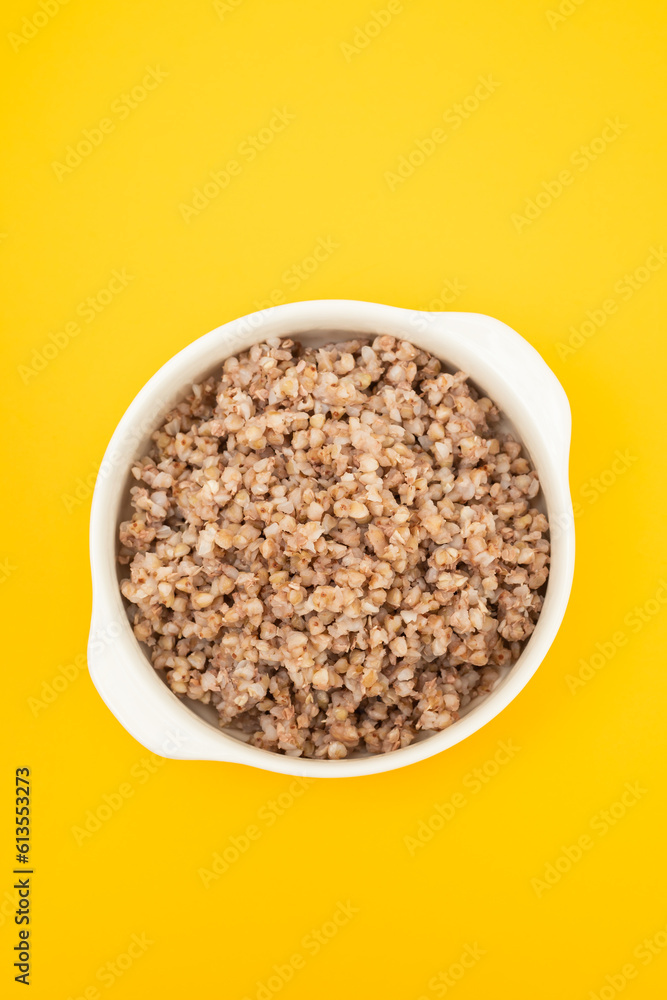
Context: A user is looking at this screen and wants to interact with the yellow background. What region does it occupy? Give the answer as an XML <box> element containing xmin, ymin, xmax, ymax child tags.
<box><xmin>3</xmin><ymin>0</ymin><xmax>667</xmax><ymax>997</ymax></box>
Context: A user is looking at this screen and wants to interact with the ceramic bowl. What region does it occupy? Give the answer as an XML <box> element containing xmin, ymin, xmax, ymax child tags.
<box><xmin>88</xmin><ymin>300</ymin><xmax>574</xmax><ymax>777</ymax></box>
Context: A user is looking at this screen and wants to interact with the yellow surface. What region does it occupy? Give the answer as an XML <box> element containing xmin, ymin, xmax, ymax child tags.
<box><xmin>2</xmin><ymin>1</ymin><xmax>667</xmax><ymax>997</ymax></box>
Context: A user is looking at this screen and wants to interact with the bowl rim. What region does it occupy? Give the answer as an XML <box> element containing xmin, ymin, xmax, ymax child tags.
<box><xmin>88</xmin><ymin>299</ymin><xmax>575</xmax><ymax>777</ymax></box>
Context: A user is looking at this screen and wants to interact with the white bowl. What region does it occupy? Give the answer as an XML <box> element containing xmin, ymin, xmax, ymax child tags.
<box><xmin>88</xmin><ymin>300</ymin><xmax>574</xmax><ymax>777</ymax></box>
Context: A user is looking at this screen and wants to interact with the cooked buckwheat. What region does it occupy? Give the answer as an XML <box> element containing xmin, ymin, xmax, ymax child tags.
<box><xmin>118</xmin><ymin>336</ymin><xmax>549</xmax><ymax>758</ymax></box>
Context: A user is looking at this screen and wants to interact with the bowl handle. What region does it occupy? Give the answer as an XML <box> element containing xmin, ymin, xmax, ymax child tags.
<box><xmin>87</xmin><ymin>611</ymin><xmax>249</xmax><ymax>764</ymax></box>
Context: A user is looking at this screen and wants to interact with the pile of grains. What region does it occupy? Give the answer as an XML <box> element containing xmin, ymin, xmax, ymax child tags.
<box><xmin>119</xmin><ymin>336</ymin><xmax>549</xmax><ymax>758</ymax></box>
